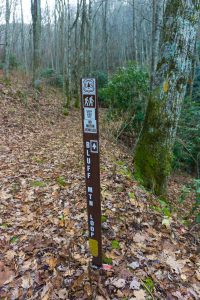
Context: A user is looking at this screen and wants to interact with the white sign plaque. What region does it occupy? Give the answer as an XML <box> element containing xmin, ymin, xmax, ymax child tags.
<box><xmin>82</xmin><ymin>78</ymin><xmax>96</xmax><ymax>95</ymax></box>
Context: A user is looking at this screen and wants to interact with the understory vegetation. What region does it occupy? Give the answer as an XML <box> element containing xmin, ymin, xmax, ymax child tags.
<box><xmin>98</xmin><ymin>62</ymin><xmax>200</xmax><ymax>223</ymax></box>
<box><xmin>99</xmin><ymin>63</ymin><xmax>200</xmax><ymax>173</ymax></box>
<box><xmin>1</xmin><ymin>0</ymin><xmax>200</xmax><ymax>298</ymax></box>
<box><xmin>99</xmin><ymin>62</ymin><xmax>149</xmax><ymax>147</ymax></box>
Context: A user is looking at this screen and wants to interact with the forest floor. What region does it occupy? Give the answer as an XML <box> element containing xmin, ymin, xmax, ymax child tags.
<box><xmin>0</xmin><ymin>74</ymin><xmax>200</xmax><ymax>300</ymax></box>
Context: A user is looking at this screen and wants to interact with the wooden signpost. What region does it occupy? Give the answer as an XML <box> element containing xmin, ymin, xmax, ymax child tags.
<box><xmin>81</xmin><ymin>78</ymin><xmax>102</xmax><ymax>267</ymax></box>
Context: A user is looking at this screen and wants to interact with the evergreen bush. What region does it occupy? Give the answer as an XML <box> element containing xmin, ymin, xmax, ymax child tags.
<box><xmin>91</xmin><ymin>71</ymin><xmax>108</xmax><ymax>89</ymax></box>
<box><xmin>9</xmin><ymin>54</ymin><xmax>20</xmax><ymax>69</ymax></box>
<box><xmin>40</xmin><ymin>68</ymin><xmax>64</xmax><ymax>88</ymax></box>
<box><xmin>99</xmin><ymin>62</ymin><xmax>149</xmax><ymax>141</ymax></box>
<box><xmin>174</xmin><ymin>97</ymin><xmax>200</xmax><ymax>173</ymax></box>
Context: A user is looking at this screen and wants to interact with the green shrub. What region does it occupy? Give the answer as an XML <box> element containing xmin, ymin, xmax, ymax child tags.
<box><xmin>91</xmin><ymin>71</ymin><xmax>108</xmax><ymax>89</ymax></box>
<box><xmin>40</xmin><ymin>68</ymin><xmax>55</xmax><ymax>78</ymax></box>
<box><xmin>40</xmin><ymin>68</ymin><xmax>64</xmax><ymax>88</ymax></box>
<box><xmin>99</xmin><ymin>62</ymin><xmax>149</xmax><ymax>140</ymax></box>
<box><xmin>54</xmin><ymin>74</ymin><xmax>64</xmax><ymax>88</ymax></box>
<box><xmin>100</xmin><ymin>62</ymin><xmax>148</xmax><ymax>109</ymax></box>
<box><xmin>9</xmin><ymin>54</ymin><xmax>20</xmax><ymax>69</ymax></box>
<box><xmin>178</xmin><ymin>179</ymin><xmax>200</xmax><ymax>224</ymax></box>
<box><xmin>0</xmin><ymin>54</ymin><xmax>20</xmax><ymax>70</ymax></box>
<box><xmin>192</xmin><ymin>179</ymin><xmax>200</xmax><ymax>223</ymax></box>
<box><xmin>174</xmin><ymin>97</ymin><xmax>200</xmax><ymax>173</ymax></box>
<box><xmin>192</xmin><ymin>66</ymin><xmax>200</xmax><ymax>102</ymax></box>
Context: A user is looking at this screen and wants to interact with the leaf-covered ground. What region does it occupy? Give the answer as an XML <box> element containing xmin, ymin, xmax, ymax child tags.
<box><xmin>0</xmin><ymin>75</ymin><xmax>200</xmax><ymax>300</ymax></box>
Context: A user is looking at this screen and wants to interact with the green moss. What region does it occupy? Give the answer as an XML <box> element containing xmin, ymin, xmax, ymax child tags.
<box><xmin>62</xmin><ymin>107</ymin><xmax>69</xmax><ymax>116</ymax></box>
<box><xmin>134</xmin><ymin>93</ymin><xmax>173</xmax><ymax>196</ymax></box>
<box><xmin>30</xmin><ymin>180</ymin><xmax>46</xmax><ymax>187</ymax></box>
<box><xmin>74</xmin><ymin>98</ymin><xmax>80</xmax><ymax>109</ymax></box>
<box><xmin>156</xmin><ymin>57</ymin><xmax>167</xmax><ymax>71</ymax></box>
<box><xmin>111</xmin><ymin>240</ymin><xmax>120</xmax><ymax>250</ymax></box>
<box><xmin>102</xmin><ymin>256</ymin><xmax>113</xmax><ymax>265</ymax></box>
<box><xmin>176</xmin><ymin>76</ymin><xmax>187</xmax><ymax>92</ymax></box>
<box><xmin>56</xmin><ymin>176</ymin><xmax>67</xmax><ymax>187</ymax></box>
<box><xmin>168</xmin><ymin>59</ymin><xmax>177</xmax><ymax>73</ymax></box>
<box><xmin>101</xmin><ymin>215</ymin><xmax>107</xmax><ymax>223</ymax></box>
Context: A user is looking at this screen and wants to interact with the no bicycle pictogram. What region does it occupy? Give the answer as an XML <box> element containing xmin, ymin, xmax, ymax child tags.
<box><xmin>82</xmin><ymin>79</ymin><xmax>96</xmax><ymax>95</ymax></box>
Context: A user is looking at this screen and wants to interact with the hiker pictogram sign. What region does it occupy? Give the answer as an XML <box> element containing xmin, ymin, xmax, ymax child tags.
<box><xmin>81</xmin><ymin>78</ymin><xmax>102</xmax><ymax>267</ymax></box>
<box><xmin>83</xmin><ymin>95</ymin><xmax>96</xmax><ymax>108</ymax></box>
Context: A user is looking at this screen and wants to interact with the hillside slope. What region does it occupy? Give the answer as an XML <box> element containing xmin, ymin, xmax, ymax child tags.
<box><xmin>0</xmin><ymin>76</ymin><xmax>200</xmax><ymax>299</ymax></box>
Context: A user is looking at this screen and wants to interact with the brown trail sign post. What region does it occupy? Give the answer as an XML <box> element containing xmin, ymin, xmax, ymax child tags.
<box><xmin>81</xmin><ymin>78</ymin><xmax>102</xmax><ymax>267</ymax></box>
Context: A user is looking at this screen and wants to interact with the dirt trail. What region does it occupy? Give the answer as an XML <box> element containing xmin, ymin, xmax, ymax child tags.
<box><xmin>0</xmin><ymin>80</ymin><xmax>200</xmax><ymax>299</ymax></box>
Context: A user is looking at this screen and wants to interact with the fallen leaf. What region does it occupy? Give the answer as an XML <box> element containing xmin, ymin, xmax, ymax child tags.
<box><xmin>196</xmin><ymin>271</ymin><xmax>200</xmax><ymax>281</ymax></box>
<box><xmin>21</xmin><ymin>274</ymin><xmax>33</xmax><ymax>289</ymax></box>
<box><xmin>112</xmin><ymin>278</ymin><xmax>126</xmax><ymax>288</ymax></box>
<box><xmin>128</xmin><ymin>261</ymin><xmax>140</xmax><ymax>270</ymax></box>
<box><xmin>133</xmin><ymin>233</ymin><xmax>146</xmax><ymax>243</ymax></box>
<box><xmin>0</xmin><ymin>262</ymin><xmax>15</xmax><ymax>288</ymax></box>
<box><xmin>45</xmin><ymin>257</ymin><xmax>57</xmax><ymax>270</ymax></box>
<box><xmin>5</xmin><ymin>250</ymin><xmax>17</xmax><ymax>261</ymax></box>
<box><xmin>41</xmin><ymin>283</ymin><xmax>52</xmax><ymax>300</ymax></box>
<box><xmin>84</xmin><ymin>282</ymin><xmax>92</xmax><ymax>297</ymax></box>
<box><xmin>163</xmin><ymin>80</ymin><xmax>169</xmax><ymax>92</ymax></box>
<box><xmin>133</xmin><ymin>289</ymin><xmax>146</xmax><ymax>300</ymax></box>
<box><xmin>58</xmin><ymin>288</ymin><xmax>68</xmax><ymax>299</ymax></box>
<box><xmin>130</xmin><ymin>277</ymin><xmax>140</xmax><ymax>290</ymax></box>
<box><xmin>162</xmin><ymin>216</ymin><xmax>172</xmax><ymax>229</ymax></box>
<box><xmin>165</xmin><ymin>256</ymin><xmax>186</xmax><ymax>274</ymax></box>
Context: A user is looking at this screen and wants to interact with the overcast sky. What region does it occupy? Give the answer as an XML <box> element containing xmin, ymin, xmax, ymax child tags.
<box><xmin>21</xmin><ymin>0</ymin><xmax>77</xmax><ymax>22</ymax></box>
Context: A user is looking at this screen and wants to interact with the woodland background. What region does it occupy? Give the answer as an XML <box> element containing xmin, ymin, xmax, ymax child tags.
<box><xmin>0</xmin><ymin>1</ymin><xmax>200</xmax><ymax>299</ymax></box>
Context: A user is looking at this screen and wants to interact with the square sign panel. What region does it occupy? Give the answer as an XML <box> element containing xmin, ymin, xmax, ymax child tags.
<box><xmin>84</xmin><ymin>108</ymin><xmax>96</xmax><ymax>120</ymax></box>
<box><xmin>83</xmin><ymin>95</ymin><xmax>96</xmax><ymax>108</ymax></box>
<box><xmin>82</xmin><ymin>78</ymin><xmax>96</xmax><ymax>95</ymax></box>
<box><xmin>84</xmin><ymin>119</ymin><xmax>97</xmax><ymax>134</ymax></box>
<box><xmin>90</xmin><ymin>140</ymin><xmax>98</xmax><ymax>153</ymax></box>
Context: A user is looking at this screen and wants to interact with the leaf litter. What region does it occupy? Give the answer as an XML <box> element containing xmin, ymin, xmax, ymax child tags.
<box><xmin>0</xmin><ymin>76</ymin><xmax>200</xmax><ymax>299</ymax></box>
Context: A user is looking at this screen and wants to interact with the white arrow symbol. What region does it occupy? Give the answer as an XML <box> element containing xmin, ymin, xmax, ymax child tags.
<box><xmin>92</xmin><ymin>143</ymin><xmax>97</xmax><ymax>150</ymax></box>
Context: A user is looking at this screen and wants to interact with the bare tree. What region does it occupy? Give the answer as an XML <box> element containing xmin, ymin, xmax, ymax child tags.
<box><xmin>102</xmin><ymin>0</ymin><xmax>109</xmax><ymax>74</ymax></box>
<box><xmin>150</xmin><ymin>0</ymin><xmax>164</xmax><ymax>89</ymax></box>
<box><xmin>20</xmin><ymin>0</ymin><xmax>27</xmax><ymax>73</ymax></box>
<box><xmin>4</xmin><ymin>0</ymin><xmax>11</xmax><ymax>78</ymax></box>
<box><xmin>31</xmin><ymin>0</ymin><xmax>41</xmax><ymax>83</ymax></box>
<box><xmin>132</xmin><ymin>0</ymin><xmax>138</xmax><ymax>62</ymax></box>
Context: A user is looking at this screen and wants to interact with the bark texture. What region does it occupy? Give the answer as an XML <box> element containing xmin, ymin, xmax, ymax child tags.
<box><xmin>4</xmin><ymin>0</ymin><xmax>10</xmax><ymax>78</ymax></box>
<box><xmin>31</xmin><ymin>0</ymin><xmax>41</xmax><ymax>83</ymax></box>
<box><xmin>150</xmin><ymin>0</ymin><xmax>164</xmax><ymax>89</ymax></box>
<box><xmin>135</xmin><ymin>0</ymin><xmax>200</xmax><ymax>195</ymax></box>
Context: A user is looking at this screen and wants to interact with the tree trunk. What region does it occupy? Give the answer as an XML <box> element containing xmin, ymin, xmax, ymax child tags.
<box><xmin>31</xmin><ymin>0</ymin><xmax>41</xmax><ymax>83</ymax></box>
<box><xmin>4</xmin><ymin>0</ymin><xmax>10</xmax><ymax>78</ymax></box>
<box><xmin>102</xmin><ymin>0</ymin><xmax>109</xmax><ymax>75</ymax></box>
<box><xmin>87</xmin><ymin>0</ymin><xmax>92</xmax><ymax>76</ymax></box>
<box><xmin>66</xmin><ymin>0</ymin><xmax>72</xmax><ymax>107</ymax></box>
<box><xmin>80</xmin><ymin>0</ymin><xmax>87</xmax><ymax>77</ymax></box>
<box><xmin>132</xmin><ymin>0</ymin><xmax>138</xmax><ymax>63</ymax></box>
<box><xmin>73</xmin><ymin>0</ymin><xmax>80</xmax><ymax>108</ymax></box>
<box><xmin>135</xmin><ymin>0</ymin><xmax>200</xmax><ymax>195</ymax></box>
<box><xmin>150</xmin><ymin>0</ymin><xmax>164</xmax><ymax>89</ymax></box>
<box><xmin>20</xmin><ymin>0</ymin><xmax>27</xmax><ymax>73</ymax></box>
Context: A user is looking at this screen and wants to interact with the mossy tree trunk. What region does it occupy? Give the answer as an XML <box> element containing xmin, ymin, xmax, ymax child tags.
<box><xmin>135</xmin><ymin>0</ymin><xmax>200</xmax><ymax>195</ymax></box>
